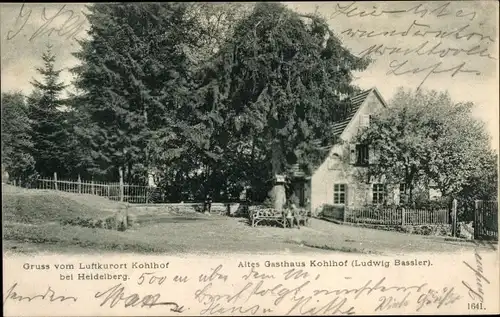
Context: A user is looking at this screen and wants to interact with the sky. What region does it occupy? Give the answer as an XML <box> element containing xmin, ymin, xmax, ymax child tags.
<box><xmin>1</xmin><ymin>1</ymin><xmax>498</xmax><ymax>151</ymax></box>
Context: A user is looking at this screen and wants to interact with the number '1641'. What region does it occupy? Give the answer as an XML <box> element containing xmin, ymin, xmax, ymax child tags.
<box><xmin>468</xmin><ymin>302</ymin><xmax>484</xmax><ymax>310</ymax></box>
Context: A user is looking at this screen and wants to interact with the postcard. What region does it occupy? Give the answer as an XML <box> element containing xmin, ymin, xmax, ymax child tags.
<box><xmin>2</xmin><ymin>1</ymin><xmax>499</xmax><ymax>316</ymax></box>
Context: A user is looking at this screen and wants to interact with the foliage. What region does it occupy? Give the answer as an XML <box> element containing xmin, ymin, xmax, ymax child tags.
<box><xmin>356</xmin><ymin>88</ymin><xmax>494</xmax><ymax>200</ymax></box>
<box><xmin>319</xmin><ymin>204</ymin><xmax>345</xmax><ymax>220</ymax></box>
<box><xmin>28</xmin><ymin>45</ymin><xmax>70</xmax><ymax>178</ymax></box>
<box><xmin>198</xmin><ymin>2</ymin><xmax>369</xmax><ymax>202</ymax></box>
<box><xmin>1</xmin><ymin>92</ymin><xmax>37</xmax><ymax>182</ymax></box>
<box><xmin>71</xmin><ymin>3</ymin><xmax>205</xmax><ymax>185</ymax></box>
<box><xmin>457</xmin><ymin>152</ymin><xmax>498</xmax><ymax>221</ymax></box>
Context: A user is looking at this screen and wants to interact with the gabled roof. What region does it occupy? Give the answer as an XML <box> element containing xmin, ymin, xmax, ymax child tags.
<box><xmin>332</xmin><ymin>87</ymin><xmax>387</xmax><ymax>137</ymax></box>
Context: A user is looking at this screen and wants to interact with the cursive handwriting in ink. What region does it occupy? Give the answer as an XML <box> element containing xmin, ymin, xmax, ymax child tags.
<box><xmin>199</xmin><ymin>264</ymin><xmax>228</xmax><ymax>283</ymax></box>
<box><xmin>242</xmin><ymin>266</ymin><xmax>275</xmax><ymax>280</ymax></box>
<box><xmin>331</xmin><ymin>1</ymin><xmax>476</xmax><ymax>21</ymax></box>
<box><xmin>283</xmin><ymin>268</ymin><xmax>310</xmax><ymax>280</ymax></box>
<box><xmin>359</xmin><ymin>41</ymin><xmax>496</xmax><ymax>61</ymax></box>
<box><xmin>461</xmin><ymin>247</ymin><xmax>490</xmax><ymax>303</ymax></box>
<box><xmin>330</xmin><ymin>2</ymin><xmax>406</xmax><ymax>19</ymax></box>
<box><xmin>94</xmin><ymin>283</ymin><xmax>184</xmax><ymax>312</ymax></box>
<box><xmin>416</xmin><ymin>287</ymin><xmax>461</xmax><ymax>312</ymax></box>
<box><xmin>6</xmin><ymin>4</ymin><xmax>32</xmax><ymax>40</ymax></box>
<box><xmin>386</xmin><ymin>59</ymin><xmax>481</xmax><ymax>90</ymax></box>
<box><xmin>137</xmin><ymin>272</ymin><xmax>167</xmax><ymax>286</ymax></box>
<box><xmin>195</xmin><ymin>282</ymin><xmax>269</xmax><ymax>315</ymax></box>
<box><xmin>405</xmin><ymin>2</ymin><xmax>476</xmax><ymax>21</ymax></box>
<box><xmin>6</xmin><ymin>4</ymin><xmax>85</xmax><ymax>42</ymax></box>
<box><xmin>30</xmin><ymin>5</ymin><xmax>85</xmax><ymax>42</ymax></box>
<box><xmin>374</xmin><ymin>292</ymin><xmax>411</xmax><ymax>311</ymax></box>
<box><xmin>4</xmin><ymin>283</ymin><xmax>78</xmax><ymax>305</ymax></box>
<box><xmin>342</xmin><ymin>20</ymin><xmax>495</xmax><ymax>43</ymax></box>
<box><xmin>286</xmin><ymin>295</ymin><xmax>355</xmax><ymax>316</ymax></box>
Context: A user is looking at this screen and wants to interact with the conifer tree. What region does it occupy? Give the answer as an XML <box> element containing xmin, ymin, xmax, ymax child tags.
<box><xmin>28</xmin><ymin>45</ymin><xmax>69</xmax><ymax>178</ymax></box>
<box><xmin>72</xmin><ymin>3</ymin><xmax>206</xmax><ymax>187</ymax></box>
<box><xmin>1</xmin><ymin>92</ymin><xmax>36</xmax><ymax>183</ymax></box>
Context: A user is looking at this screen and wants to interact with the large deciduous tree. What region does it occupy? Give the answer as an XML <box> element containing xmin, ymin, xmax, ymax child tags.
<box><xmin>356</xmin><ymin>88</ymin><xmax>494</xmax><ymax>202</ymax></box>
<box><xmin>199</xmin><ymin>2</ymin><xmax>369</xmax><ymax>208</ymax></box>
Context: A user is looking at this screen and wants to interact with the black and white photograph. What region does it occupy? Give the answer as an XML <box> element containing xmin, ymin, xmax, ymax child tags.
<box><xmin>2</xmin><ymin>2</ymin><xmax>499</xmax><ymax>316</ymax></box>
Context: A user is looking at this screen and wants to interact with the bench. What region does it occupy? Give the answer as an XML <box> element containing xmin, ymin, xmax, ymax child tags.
<box><xmin>251</xmin><ymin>208</ymin><xmax>311</xmax><ymax>228</ymax></box>
<box><xmin>251</xmin><ymin>208</ymin><xmax>286</xmax><ymax>227</ymax></box>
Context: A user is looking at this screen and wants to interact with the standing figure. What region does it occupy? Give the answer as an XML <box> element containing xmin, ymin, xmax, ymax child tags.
<box><xmin>204</xmin><ymin>194</ymin><xmax>212</xmax><ymax>214</ymax></box>
<box><xmin>285</xmin><ymin>203</ymin><xmax>299</xmax><ymax>229</ymax></box>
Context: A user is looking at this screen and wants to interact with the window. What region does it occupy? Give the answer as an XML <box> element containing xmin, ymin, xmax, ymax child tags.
<box><xmin>372</xmin><ymin>184</ymin><xmax>386</xmax><ymax>204</ymax></box>
<box><xmin>356</xmin><ymin>144</ymin><xmax>369</xmax><ymax>166</ymax></box>
<box><xmin>328</xmin><ymin>153</ymin><xmax>341</xmax><ymax>170</ymax></box>
<box><xmin>399</xmin><ymin>183</ymin><xmax>407</xmax><ymax>193</ymax></box>
<box><xmin>399</xmin><ymin>183</ymin><xmax>408</xmax><ymax>204</ymax></box>
<box><xmin>360</xmin><ymin>114</ymin><xmax>370</xmax><ymax>127</ymax></box>
<box><xmin>333</xmin><ymin>184</ymin><xmax>346</xmax><ymax>204</ymax></box>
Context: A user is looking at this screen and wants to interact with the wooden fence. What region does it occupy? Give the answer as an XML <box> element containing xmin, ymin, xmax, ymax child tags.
<box><xmin>474</xmin><ymin>200</ymin><xmax>498</xmax><ymax>240</ymax></box>
<box><xmin>36</xmin><ymin>173</ymin><xmax>155</xmax><ymax>204</ymax></box>
<box><xmin>344</xmin><ymin>207</ymin><xmax>449</xmax><ymax>225</ymax></box>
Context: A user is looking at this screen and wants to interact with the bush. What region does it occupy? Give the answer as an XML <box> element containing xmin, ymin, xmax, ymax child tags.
<box><xmin>319</xmin><ymin>204</ymin><xmax>344</xmax><ymax>220</ymax></box>
<box><xmin>403</xmin><ymin>197</ymin><xmax>450</xmax><ymax>210</ymax></box>
<box><xmin>401</xmin><ymin>224</ymin><xmax>451</xmax><ymax>236</ymax></box>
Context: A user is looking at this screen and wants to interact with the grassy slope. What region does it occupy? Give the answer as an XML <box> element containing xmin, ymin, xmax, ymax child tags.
<box><xmin>2</xmin><ymin>184</ymin><xmax>120</xmax><ymax>224</ymax></box>
<box><xmin>2</xmin><ymin>185</ymin><xmax>143</xmax><ymax>252</ymax></box>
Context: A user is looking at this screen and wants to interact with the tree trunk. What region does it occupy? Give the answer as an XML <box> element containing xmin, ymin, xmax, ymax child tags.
<box><xmin>127</xmin><ymin>162</ymin><xmax>132</xmax><ymax>184</ymax></box>
<box><xmin>270</xmin><ymin>140</ymin><xmax>286</xmax><ymax>211</ymax></box>
<box><xmin>409</xmin><ymin>185</ymin><xmax>413</xmax><ymax>204</ymax></box>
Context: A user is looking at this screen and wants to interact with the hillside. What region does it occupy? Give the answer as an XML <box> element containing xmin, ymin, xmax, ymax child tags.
<box><xmin>2</xmin><ymin>184</ymin><xmax>123</xmax><ymax>224</ymax></box>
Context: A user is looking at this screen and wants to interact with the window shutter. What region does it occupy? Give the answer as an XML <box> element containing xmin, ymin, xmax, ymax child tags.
<box><xmin>368</xmin><ymin>146</ymin><xmax>374</xmax><ymax>164</ymax></box>
<box><xmin>345</xmin><ymin>184</ymin><xmax>348</xmax><ymax>206</ymax></box>
<box><xmin>393</xmin><ymin>186</ymin><xmax>400</xmax><ymax>205</ymax></box>
<box><xmin>349</xmin><ymin>144</ymin><xmax>356</xmax><ymax>165</ymax></box>
<box><xmin>371</xmin><ymin>146</ymin><xmax>380</xmax><ymax>164</ymax></box>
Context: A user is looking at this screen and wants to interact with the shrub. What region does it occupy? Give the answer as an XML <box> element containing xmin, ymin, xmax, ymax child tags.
<box><xmin>320</xmin><ymin>204</ymin><xmax>344</xmax><ymax>220</ymax></box>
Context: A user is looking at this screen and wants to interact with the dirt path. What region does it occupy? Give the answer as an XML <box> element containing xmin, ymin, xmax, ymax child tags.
<box><xmin>4</xmin><ymin>214</ymin><xmax>496</xmax><ymax>255</ymax></box>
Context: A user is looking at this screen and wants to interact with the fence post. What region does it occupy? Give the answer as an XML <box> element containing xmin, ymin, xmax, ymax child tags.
<box><xmin>54</xmin><ymin>172</ymin><xmax>58</xmax><ymax>191</ymax></box>
<box><xmin>451</xmin><ymin>199</ymin><xmax>458</xmax><ymax>237</ymax></box>
<box><xmin>401</xmin><ymin>207</ymin><xmax>405</xmax><ymax>225</ymax></box>
<box><xmin>91</xmin><ymin>177</ymin><xmax>95</xmax><ymax>195</ymax></box>
<box><xmin>119</xmin><ymin>168</ymin><xmax>124</xmax><ymax>202</ymax></box>
<box><xmin>78</xmin><ymin>175</ymin><xmax>82</xmax><ymax>194</ymax></box>
<box><xmin>474</xmin><ymin>200</ymin><xmax>479</xmax><ymax>239</ymax></box>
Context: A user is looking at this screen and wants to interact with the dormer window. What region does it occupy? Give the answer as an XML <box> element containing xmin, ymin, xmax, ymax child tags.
<box><xmin>360</xmin><ymin>114</ymin><xmax>370</xmax><ymax>127</ymax></box>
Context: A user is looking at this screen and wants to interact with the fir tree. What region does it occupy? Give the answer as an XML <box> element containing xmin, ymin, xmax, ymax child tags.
<box><xmin>28</xmin><ymin>45</ymin><xmax>69</xmax><ymax>178</ymax></box>
<box><xmin>72</xmin><ymin>3</ymin><xmax>205</xmax><ymax>186</ymax></box>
